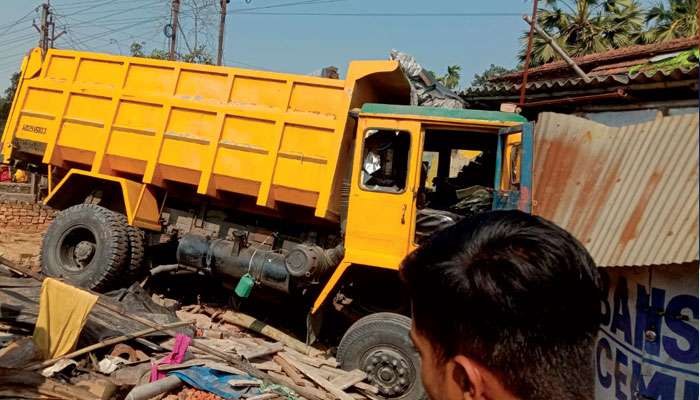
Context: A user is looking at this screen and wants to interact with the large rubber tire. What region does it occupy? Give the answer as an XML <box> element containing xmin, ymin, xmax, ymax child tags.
<box><xmin>126</xmin><ymin>225</ymin><xmax>146</xmax><ymax>274</ymax></box>
<box><xmin>113</xmin><ymin>213</ymin><xmax>146</xmax><ymax>276</ymax></box>
<box><xmin>40</xmin><ymin>204</ymin><xmax>130</xmax><ymax>291</ymax></box>
<box><xmin>338</xmin><ymin>313</ymin><xmax>426</xmax><ymax>400</ymax></box>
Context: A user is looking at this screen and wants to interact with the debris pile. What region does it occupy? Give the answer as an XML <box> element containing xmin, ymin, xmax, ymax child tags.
<box><xmin>0</xmin><ymin>257</ymin><xmax>382</xmax><ymax>400</ymax></box>
<box><xmin>390</xmin><ymin>49</ymin><xmax>466</xmax><ymax>109</ymax></box>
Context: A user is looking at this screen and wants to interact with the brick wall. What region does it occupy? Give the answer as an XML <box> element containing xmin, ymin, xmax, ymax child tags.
<box><xmin>0</xmin><ymin>201</ymin><xmax>56</xmax><ymax>232</ymax></box>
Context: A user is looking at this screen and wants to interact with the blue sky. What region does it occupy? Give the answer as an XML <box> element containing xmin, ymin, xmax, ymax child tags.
<box><xmin>0</xmin><ymin>0</ymin><xmax>539</xmax><ymax>90</ymax></box>
<box><xmin>0</xmin><ymin>0</ymin><xmax>656</xmax><ymax>92</ymax></box>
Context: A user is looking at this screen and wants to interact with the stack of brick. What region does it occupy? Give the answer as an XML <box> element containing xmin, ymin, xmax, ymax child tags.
<box><xmin>0</xmin><ymin>201</ymin><xmax>56</xmax><ymax>232</ymax></box>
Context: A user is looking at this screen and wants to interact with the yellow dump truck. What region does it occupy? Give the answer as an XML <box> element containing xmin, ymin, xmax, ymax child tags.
<box><xmin>1</xmin><ymin>48</ymin><xmax>532</xmax><ymax>399</ymax></box>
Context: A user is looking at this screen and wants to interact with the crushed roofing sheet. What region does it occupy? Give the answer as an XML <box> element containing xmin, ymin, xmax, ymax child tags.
<box><xmin>532</xmin><ymin>112</ymin><xmax>699</xmax><ymax>268</ymax></box>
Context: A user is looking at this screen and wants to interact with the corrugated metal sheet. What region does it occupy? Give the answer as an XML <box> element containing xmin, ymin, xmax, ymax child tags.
<box><xmin>464</xmin><ymin>64</ymin><xmax>698</xmax><ymax>97</ymax></box>
<box><xmin>532</xmin><ymin>112</ymin><xmax>699</xmax><ymax>267</ymax></box>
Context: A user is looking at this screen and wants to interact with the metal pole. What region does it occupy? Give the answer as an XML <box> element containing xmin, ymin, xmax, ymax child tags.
<box><xmin>49</xmin><ymin>14</ymin><xmax>54</xmax><ymax>48</ymax></box>
<box><xmin>217</xmin><ymin>0</ymin><xmax>229</xmax><ymax>66</ymax></box>
<box><xmin>519</xmin><ymin>0</ymin><xmax>538</xmax><ymax>105</ymax></box>
<box><xmin>169</xmin><ymin>0</ymin><xmax>180</xmax><ymax>61</ymax></box>
<box><xmin>38</xmin><ymin>2</ymin><xmax>49</xmax><ymax>57</ymax></box>
<box><xmin>523</xmin><ymin>16</ymin><xmax>589</xmax><ymax>80</ymax></box>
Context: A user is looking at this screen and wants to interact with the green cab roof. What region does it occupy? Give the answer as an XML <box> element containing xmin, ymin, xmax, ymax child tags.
<box><xmin>360</xmin><ymin>103</ymin><xmax>528</xmax><ymax>124</ymax></box>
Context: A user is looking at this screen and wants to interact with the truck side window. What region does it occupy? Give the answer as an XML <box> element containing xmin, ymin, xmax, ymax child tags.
<box><xmin>509</xmin><ymin>143</ymin><xmax>521</xmax><ymax>187</ymax></box>
<box><xmin>360</xmin><ymin>129</ymin><xmax>410</xmax><ymax>193</ymax></box>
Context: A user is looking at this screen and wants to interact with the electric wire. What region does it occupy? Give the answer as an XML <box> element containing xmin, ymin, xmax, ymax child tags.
<box><xmin>233</xmin><ymin>11</ymin><xmax>524</xmax><ymax>17</ymax></box>
<box><xmin>0</xmin><ymin>5</ymin><xmax>39</xmax><ymax>36</ymax></box>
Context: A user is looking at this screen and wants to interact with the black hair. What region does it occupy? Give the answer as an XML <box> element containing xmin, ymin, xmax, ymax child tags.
<box><xmin>401</xmin><ymin>210</ymin><xmax>600</xmax><ymax>400</ymax></box>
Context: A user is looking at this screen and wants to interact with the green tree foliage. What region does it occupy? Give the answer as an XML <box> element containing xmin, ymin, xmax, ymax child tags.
<box><xmin>641</xmin><ymin>0</ymin><xmax>698</xmax><ymax>43</ymax></box>
<box><xmin>521</xmin><ymin>0</ymin><xmax>645</xmax><ymax>66</ymax></box>
<box><xmin>129</xmin><ymin>41</ymin><xmax>213</xmax><ymax>65</ymax></box>
<box><xmin>180</xmin><ymin>46</ymin><xmax>213</xmax><ymax>65</ymax></box>
<box><xmin>437</xmin><ymin>65</ymin><xmax>462</xmax><ymax>90</ymax></box>
<box><xmin>471</xmin><ymin>64</ymin><xmax>514</xmax><ymax>87</ymax></box>
<box><xmin>0</xmin><ymin>72</ymin><xmax>20</xmax><ymax>131</ymax></box>
<box><xmin>129</xmin><ymin>42</ymin><xmax>146</xmax><ymax>58</ymax></box>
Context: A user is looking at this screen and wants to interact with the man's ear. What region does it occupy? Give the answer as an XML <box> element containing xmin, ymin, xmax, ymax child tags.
<box><xmin>452</xmin><ymin>355</ymin><xmax>484</xmax><ymax>399</ymax></box>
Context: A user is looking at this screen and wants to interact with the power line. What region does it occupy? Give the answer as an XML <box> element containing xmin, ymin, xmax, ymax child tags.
<box><xmin>234</xmin><ymin>11</ymin><xmax>524</xmax><ymax>17</ymax></box>
<box><xmin>0</xmin><ymin>5</ymin><xmax>39</xmax><ymax>36</ymax></box>
<box><xmin>0</xmin><ymin>32</ymin><xmax>40</xmax><ymax>52</ymax></box>
<box><xmin>231</xmin><ymin>0</ymin><xmax>346</xmax><ymax>14</ymax></box>
<box><xmin>50</xmin><ymin>0</ymin><xmax>127</xmax><ymax>9</ymax></box>
<box><xmin>67</xmin><ymin>15</ymin><xmax>164</xmax><ymax>29</ymax></box>
<box><xmin>72</xmin><ymin>18</ymin><xmax>166</xmax><ymax>47</ymax></box>
<box><xmin>179</xmin><ymin>0</ymin><xmax>346</xmax><ymax>17</ymax></box>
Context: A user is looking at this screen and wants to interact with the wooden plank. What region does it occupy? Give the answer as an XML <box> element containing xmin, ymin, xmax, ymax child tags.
<box><xmin>273</xmin><ymin>355</ymin><xmax>307</xmax><ymax>387</ymax></box>
<box><xmin>283</xmin><ymin>348</ymin><xmax>337</xmax><ymax>368</ymax></box>
<box><xmin>241</xmin><ymin>342</ymin><xmax>284</xmax><ymax>360</ymax></box>
<box><xmin>228</xmin><ymin>378</ymin><xmax>262</xmax><ymax>387</ymax></box>
<box><xmin>278</xmin><ymin>353</ymin><xmax>354</xmax><ymax>400</ymax></box>
<box><xmin>214</xmin><ymin>308</ymin><xmax>322</xmax><ymax>356</ymax></box>
<box><xmin>246</xmin><ymin>394</ymin><xmax>280</xmax><ymax>400</ymax></box>
<box><xmin>320</xmin><ymin>365</ymin><xmax>343</xmax><ymax>377</ymax></box>
<box><xmin>354</xmin><ymin>381</ymin><xmax>380</xmax><ymax>395</ymax></box>
<box><xmin>268</xmin><ymin>372</ymin><xmax>329</xmax><ymax>400</ymax></box>
<box><xmin>253</xmin><ymin>360</ymin><xmax>283</xmax><ymax>372</ymax></box>
<box><xmin>356</xmin><ymin>387</ymin><xmax>383</xmax><ymax>399</ymax></box>
<box><xmin>329</xmin><ymin>370</ymin><xmax>367</xmax><ymax>391</ymax></box>
<box><xmin>281</xmin><ymin>350</ymin><xmax>322</xmax><ymax>368</ymax></box>
<box><xmin>158</xmin><ymin>360</ymin><xmax>205</xmax><ymax>371</ymax></box>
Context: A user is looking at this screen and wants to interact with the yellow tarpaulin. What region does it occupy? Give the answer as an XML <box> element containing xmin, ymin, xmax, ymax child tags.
<box><xmin>32</xmin><ymin>278</ymin><xmax>98</xmax><ymax>359</ymax></box>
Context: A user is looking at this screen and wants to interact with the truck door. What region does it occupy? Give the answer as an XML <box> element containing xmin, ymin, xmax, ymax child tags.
<box><xmin>344</xmin><ymin>119</ymin><xmax>420</xmax><ymax>269</ymax></box>
<box><xmin>493</xmin><ymin>122</ymin><xmax>534</xmax><ymax>213</ymax></box>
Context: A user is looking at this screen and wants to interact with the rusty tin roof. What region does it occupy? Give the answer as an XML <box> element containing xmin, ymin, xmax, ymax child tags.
<box><xmin>532</xmin><ymin>112</ymin><xmax>699</xmax><ymax>267</ymax></box>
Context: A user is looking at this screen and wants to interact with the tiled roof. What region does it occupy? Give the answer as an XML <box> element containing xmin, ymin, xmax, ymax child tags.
<box><xmin>465</xmin><ymin>64</ymin><xmax>698</xmax><ymax>98</ymax></box>
<box><xmin>494</xmin><ymin>36</ymin><xmax>698</xmax><ymax>83</ymax></box>
<box><xmin>463</xmin><ymin>37</ymin><xmax>698</xmax><ymax>98</ymax></box>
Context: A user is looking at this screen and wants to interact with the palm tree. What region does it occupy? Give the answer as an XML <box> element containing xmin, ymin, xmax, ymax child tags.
<box><xmin>520</xmin><ymin>0</ymin><xmax>645</xmax><ymax>66</ymax></box>
<box><xmin>641</xmin><ymin>0</ymin><xmax>698</xmax><ymax>43</ymax></box>
<box><xmin>438</xmin><ymin>65</ymin><xmax>462</xmax><ymax>90</ymax></box>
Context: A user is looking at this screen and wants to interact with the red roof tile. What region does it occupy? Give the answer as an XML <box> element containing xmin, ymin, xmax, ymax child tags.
<box><xmin>494</xmin><ymin>36</ymin><xmax>698</xmax><ymax>82</ymax></box>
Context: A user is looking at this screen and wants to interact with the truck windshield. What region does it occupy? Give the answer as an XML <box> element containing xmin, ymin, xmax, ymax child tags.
<box><xmin>415</xmin><ymin>129</ymin><xmax>498</xmax><ymax>242</ymax></box>
<box><xmin>360</xmin><ymin>129</ymin><xmax>410</xmax><ymax>193</ymax></box>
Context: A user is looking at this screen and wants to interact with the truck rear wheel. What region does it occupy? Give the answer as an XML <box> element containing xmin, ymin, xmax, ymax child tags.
<box><xmin>40</xmin><ymin>204</ymin><xmax>130</xmax><ymax>291</ymax></box>
<box><xmin>113</xmin><ymin>213</ymin><xmax>146</xmax><ymax>277</ymax></box>
<box><xmin>337</xmin><ymin>313</ymin><xmax>426</xmax><ymax>400</ymax></box>
<box><xmin>126</xmin><ymin>225</ymin><xmax>146</xmax><ymax>274</ymax></box>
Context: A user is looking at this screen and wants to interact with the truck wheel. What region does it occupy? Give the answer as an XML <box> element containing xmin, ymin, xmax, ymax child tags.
<box><xmin>40</xmin><ymin>204</ymin><xmax>130</xmax><ymax>291</ymax></box>
<box><xmin>338</xmin><ymin>313</ymin><xmax>426</xmax><ymax>399</ymax></box>
<box><xmin>114</xmin><ymin>213</ymin><xmax>146</xmax><ymax>276</ymax></box>
<box><xmin>126</xmin><ymin>225</ymin><xmax>146</xmax><ymax>274</ymax></box>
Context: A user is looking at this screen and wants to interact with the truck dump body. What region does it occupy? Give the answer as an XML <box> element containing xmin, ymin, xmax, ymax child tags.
<box><xmin>1</xmin><ymin>48</ymin><xmax>410</xmax><ymax>221</ymax></box>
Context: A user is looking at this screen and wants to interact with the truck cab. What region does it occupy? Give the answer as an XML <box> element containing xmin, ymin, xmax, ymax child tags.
<box><xmin>313</xmin><ymin>104</ymin><xmax>533</xmax><ymax>314</ymax></box>
<box><xmin>311</xmin><ymin>105</ymin><xmax>532</xmax><ymax>399</ymax></box>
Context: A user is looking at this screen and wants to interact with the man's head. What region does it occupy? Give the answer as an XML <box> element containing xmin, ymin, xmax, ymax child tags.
<box><xmin>401</xmin><ymin>210</ymin><xmax>600</xmax><ymax>400</ymax></box>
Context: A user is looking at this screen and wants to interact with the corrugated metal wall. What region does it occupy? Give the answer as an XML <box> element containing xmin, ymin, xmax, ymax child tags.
<box><xmin>533</xmin><ymin>112</ymin><xmax>699</xmax><ymax>267</ymax></box>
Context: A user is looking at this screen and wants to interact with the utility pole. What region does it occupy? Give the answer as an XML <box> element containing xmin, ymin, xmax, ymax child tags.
<box><xmin>48</xmin><ymin>14</ymin><xmax>65</xmax><ymax>50</ymax></box>
<box><xmin>35</xmin><ymin>2</ymin><xmax>50</xmax><ymax>57</ymax></box>
<box><xmin>168</xmin><ymin>0</ymin><xmax>181</xmax><ymax>61</ymax></box>
<box><xmin>217</xmin><ymin>0</ymin><xmax>230</xmax><ymax>66</ymax></box>
<box><xmin>519</xmin><ymin>0</ymin><xmax>538</xmax><ymax>105</ymax></box>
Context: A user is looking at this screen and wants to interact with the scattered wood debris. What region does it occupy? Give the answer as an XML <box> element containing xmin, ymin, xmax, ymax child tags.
<box><xmin>0</xmin><ymin>257</ymin><xmax>384</xmax><ymax>400</ymax></box>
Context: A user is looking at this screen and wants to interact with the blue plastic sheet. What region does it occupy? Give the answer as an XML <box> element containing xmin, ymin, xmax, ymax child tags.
<box><xmin>169</xmin><ymin>366</ymin><xmax>261</xmax><ymax>399</ymax></box>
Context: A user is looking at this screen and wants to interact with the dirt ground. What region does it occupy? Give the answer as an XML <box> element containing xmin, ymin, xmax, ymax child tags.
<box><xmin>0</xmin><ymin>227</ymin><xmax>43</xmax><ymax>270</ymax></box>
